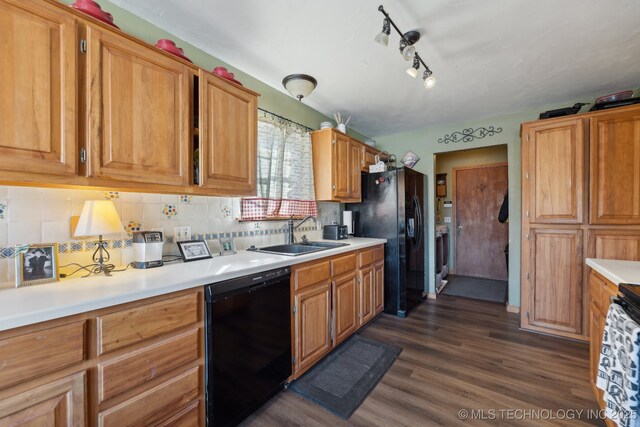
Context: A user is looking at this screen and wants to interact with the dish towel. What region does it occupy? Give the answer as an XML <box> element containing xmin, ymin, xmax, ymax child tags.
<box><xmin>597</xmin><ymin>302</ymin><xmax>640</xmax><ymax>427</ymax></box>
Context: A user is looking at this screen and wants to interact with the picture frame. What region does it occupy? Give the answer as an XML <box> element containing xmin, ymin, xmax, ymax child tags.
<box><xmin>177</xmin><ymin>240</ymin><xmax>213</xmax><ymax>262</ymax></box>
<box><xmin>218</xmin><ymin>236</ymin><xmax>237</xmax><ymax>256</ymax></box>
<box><xmin>401</xmin><ymin>150</ymin><xmax>421</xmax><ymax>169</ymax></box>
<box><xmin>15</xmin><ymin>243</ymin><xmax>59</xmax><ymax>287</ymax></box>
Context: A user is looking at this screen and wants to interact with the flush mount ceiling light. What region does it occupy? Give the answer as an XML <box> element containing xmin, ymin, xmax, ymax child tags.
<box><xmin>282</xmin><ymin>74</ymin><xmax>318</xmax><ymax>101</ymax></box>
<box><xmin>375</xmin><ymin>5</ymin><xmax>436</xmax><ymax>90</ymax></box>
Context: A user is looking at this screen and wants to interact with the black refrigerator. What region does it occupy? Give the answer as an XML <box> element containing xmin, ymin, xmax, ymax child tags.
<box><xmin>346</xmin><ymin>168</ymin><xmax>425</xmax><ymax>317</ymax></box>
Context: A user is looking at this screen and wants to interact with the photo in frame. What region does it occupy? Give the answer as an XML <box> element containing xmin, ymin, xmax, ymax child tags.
<box><xmin>219</xmin><ymin>236</ymin><xmax>237</xmax><ymax>256</ymax></box>
<box><xmin>177</xmin><ymin>240</ymin><xmax>212</xmax><ymax>262</ymax></box>
<box><xmin>401</xmin><ymin>150</ymin><xmax>420</xmax><ymax>169</ymax></box>
<box><xmin>15</xmin><ymin>243</ymin><xmax>59</xmax><ymax>287</ymax></box>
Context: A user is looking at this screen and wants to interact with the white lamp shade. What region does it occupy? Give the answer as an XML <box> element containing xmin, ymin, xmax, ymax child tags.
<box><xmin>424</xmin><ymin>75</ymin><xmax>436</xmax><ymax>89</ymax></box>
<box><xmin>75</xmin><ymin>200</ymin><xmax>124</xmax><ymax>237</ymax></box>
<box><xmin>282</xmin><ymin>74</ymin><xmax>317</xmax><ymax>100</ymax></box>
<box><xmin>406</xmin><ymin>66</ymin><xmax>418</xmax><ymax>78</ymax></box>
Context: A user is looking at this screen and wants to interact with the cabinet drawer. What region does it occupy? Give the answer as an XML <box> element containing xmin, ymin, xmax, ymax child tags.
<box><xmin>98</xmin><ymin>366</ymin><xmax>200</xmax><ymax>427</ymax></box>
<box><xmin>97</xmin><ymin>293</ymin><xmax>199</xmax><ymax>355</ymax></box>
<box><xmin>0</xmin><ymin>321</ymin><xmax>85</xmax><ymax>389</ymax></box>
<box><xmin>156</xmin><ymin>401</ymin><xmax>200</xmax><ymax>427</ymax></box>
<box><xmin>359</xmin><ymin>246</ymin><xmax>384</xmax><ymax>267</ymax></box>
<box><xmin>97</xmin><ymin>329</ymin><xmax>199</xmax><ymax>403</ymax></box>
<box><xmin>331</xmin><ymin>253</ymin><xmax>357</xmax><ymax>277</ymax></box>
<box><xmin>293</xmin><ymin>260</ymin><xmax>331</xmax><ymax>291</ymax></box>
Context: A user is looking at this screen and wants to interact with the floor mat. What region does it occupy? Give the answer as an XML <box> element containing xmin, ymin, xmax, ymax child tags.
<box><xmin>289</xmin><ymin>335</ymin><xmax>401</xmax><ymax>419</ymax></box>
<box><xmin>441</xmin><ymin>274</ymin><xmax>507</xmax><ymax>303</ymax></box>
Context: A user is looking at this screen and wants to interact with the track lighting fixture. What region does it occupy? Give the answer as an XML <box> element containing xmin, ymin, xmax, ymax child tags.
<box><xmin>375</xmin><ymin>18</ymin><xmax>390</xmax><ymax>46</ymax></box>
<box><xmin>406</xmin><ymin>56</ymin><xmax>420</xmax><ymax>78</ymax></box>
<box><xmin>375</xmin><ymin>5</ymin><xmax>436</xmax><ymax>89</ymax></box>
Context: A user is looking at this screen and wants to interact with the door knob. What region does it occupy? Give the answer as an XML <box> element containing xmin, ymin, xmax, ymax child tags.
<box><xmin>457</xmin><ymin>225</ymin><xmax>463</xmax><ymax>235</ymax></box>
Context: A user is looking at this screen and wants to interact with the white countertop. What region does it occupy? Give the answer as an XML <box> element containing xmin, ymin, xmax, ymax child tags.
<box><xmin>0</xmin><ymin>238</ymin><xmax>386</xmax><ymax>332</ymax></box>
<box><xmin>586</xmin><ymin>258</ymin><xmax>640</xmax><ymax>286</ymax></box>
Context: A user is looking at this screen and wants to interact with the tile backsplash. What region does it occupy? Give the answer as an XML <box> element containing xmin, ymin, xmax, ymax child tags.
<box><xmin>0</xmin><ymin>186</ymin><xmax>340</xmax><ymax>288</ymax></box>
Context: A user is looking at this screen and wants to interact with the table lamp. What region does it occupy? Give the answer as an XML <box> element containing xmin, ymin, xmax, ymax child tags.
<box><xmin>74</xmin><ymin>200</ymin><xmax>125</xmax><ymax>276</ymax></box>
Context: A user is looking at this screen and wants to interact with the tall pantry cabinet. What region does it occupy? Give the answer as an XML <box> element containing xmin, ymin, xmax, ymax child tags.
<box><xmin>521</xmin><ymin>104</ymin><xmax>640</xmax><ymax>340</ymax></box>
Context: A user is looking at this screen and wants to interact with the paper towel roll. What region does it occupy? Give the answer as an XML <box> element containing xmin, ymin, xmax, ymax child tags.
<box><xmin>343</xmin><ymin>211</ymin><xmax>353</xmax><ymax>235</ymax></box>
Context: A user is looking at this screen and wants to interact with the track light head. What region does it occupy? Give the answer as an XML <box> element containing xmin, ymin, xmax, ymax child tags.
<box><xmin>423</xmin><ymin>68</ymin><xmax>436</xmax><ymax>89</ymax></box>
<box><xmin>375</xmin><ymin>18</ymin><xmax>391</xmax><ymax>46</ymax></box>
<box><xmin>406</xmin><ymin>56</ymin><xmax>420</xmax><ymax>78</ymax></box>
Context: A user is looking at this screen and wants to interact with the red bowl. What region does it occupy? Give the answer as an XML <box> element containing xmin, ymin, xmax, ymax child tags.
<box><xmin>71</xmin><ymin>0</ymin><xmax>119</xmax><ymax>29</ymax></box>
<box><xmin>155</xmin><ymin>39</ymin><xmax>192</xmax><ymax>63</ymax></box>
<box><xmin>213</xmin><ymin>66</ymin><xmax>234</xmax><ymax>79</ymax></box>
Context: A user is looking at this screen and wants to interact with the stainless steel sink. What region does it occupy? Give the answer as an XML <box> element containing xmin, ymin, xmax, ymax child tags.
<box><xmin>249</xmin><ymin>241</ymin><xmax>349</xmax><ymax>256</ymax></box>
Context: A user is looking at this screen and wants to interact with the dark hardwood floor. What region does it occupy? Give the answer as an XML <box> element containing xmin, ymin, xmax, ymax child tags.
<box><xmin>242</xmin><ymin>296</ymin><xmax>603</xmax><ymax>426</ymax></box>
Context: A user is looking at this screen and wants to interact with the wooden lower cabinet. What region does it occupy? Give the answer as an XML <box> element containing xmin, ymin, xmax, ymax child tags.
<box><xmin>359</xmin><ymin>265</ymin><xmax>375</xmax><ymax>327</ymax></box>
<box><xmin>0</xmin><ymin>288</ymin><xmax>205</xmax><ymax>426</ymax></box>
<box><xmin>294</xmin><ymin>281</ymin><xmax>333</xmax><ymax>374</ymax></box>
<box><xmin>374</xmin><ymin>260</ymin><xmax>385</xmax><ymax>314</ymax></box>
<box><xmin>0</xmin><ymin>372</ymin><xmax>86</xmax><ymax>426</ymax></box>
<box><xmin>588</xmin><ymin>270</ymin><xmax>618</xmax><ymax>425</ymax></box>
<box><xmin>291</xmin><ymin>245</ymin><xmax>385</xmax><ymax>378</ymax></box>
<box><xmin>333</xmin><ymin>272</ymin><xmax>358</xmax><ymax>345</ymax></box>
<box><xmin>521</xmin><ymin>228</ymin><xmax>584</xmax><ymax>338</ymax></box>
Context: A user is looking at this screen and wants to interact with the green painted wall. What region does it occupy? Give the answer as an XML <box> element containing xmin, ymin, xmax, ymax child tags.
<box><xmin>58</xmin><ymin>0</ymin><xmax>369</xmax><ymax>141</ymax></box>
<box><xmin>435</xmin><ymin>145</ymin><xmax>508</xmax><ymax>272</ymax></box>
<box><xmin>373</xmin><ymin>98</ymin><xmax>602</xmax><ymax>308</ymax></box>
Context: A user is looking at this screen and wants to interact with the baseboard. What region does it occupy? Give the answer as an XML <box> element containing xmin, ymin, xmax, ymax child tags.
<box><xmin>506</xmin><ymin>304</ymin><xmax>520</xmax><ymax>313</ymax></box>
<box><xmin>427</xmin><ymin>292</ymin><xmax>437</xmax><ymax>300</ymax></box>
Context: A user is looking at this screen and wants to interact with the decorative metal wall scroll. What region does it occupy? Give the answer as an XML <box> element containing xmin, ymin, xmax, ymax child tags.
<box><xmin>438</xmin><ymin>126</ymin><xmax>503</xmax><ymax>144</ymax></box>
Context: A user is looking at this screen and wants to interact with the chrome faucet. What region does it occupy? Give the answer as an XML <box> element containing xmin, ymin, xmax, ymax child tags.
<box><xmin>286</xmin><ymin>216</ymin><xmax>315</xmax><ymax>244</ymax></box>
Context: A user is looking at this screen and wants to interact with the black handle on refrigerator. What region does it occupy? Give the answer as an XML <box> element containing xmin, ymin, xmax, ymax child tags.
<box><xmin>414</xmin><ymin>195</ymin><xmax>422</xmax><ymax>250</ymax></box>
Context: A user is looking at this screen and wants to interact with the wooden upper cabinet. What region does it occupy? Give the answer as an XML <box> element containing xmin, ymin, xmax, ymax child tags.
<box><xmin>0</xmin><ymin>0</ymin><xmax>77</xmax><ymax>176</ymax></box>
<box><xmin>590</xmin><ymin>109</ymin><xmax>640</xmax><ymax>224</ymax></box>
<box><xmin>349</xmin><ymin>140</ymin><xmax>362</xmax><ymax>200</ymax></box>
<box><xmin>525</xmin><ymin>118</ymin><xmax>584</xmax><ymax>224</ymax></box>
<box><xmin>199</xmin><ymin>72</ymin><xmax>258</xmax><ymax>195</ymax></box>
<box><xmin>333</xmin><ymin>133</ymin><xmax>351</xmax><ymax>199</ymax></box>
<box><xmin>85</xmin><ymin>25</ymin><xmax>190</xmax><ymax>186</ymax></box>
<box><xmin>525</xmin><ymin>228</ymin><xmax>583</xmax><ymax>336</ymax></box>
<box><xmin>311</xmin><ymin>129</ymin><xmax>363</xmax><ymax>202</ymax></box>
<box><xmin>588</xmin><ymin>229</ymin><xmax>640</xmax><ymax>261</ymax></box>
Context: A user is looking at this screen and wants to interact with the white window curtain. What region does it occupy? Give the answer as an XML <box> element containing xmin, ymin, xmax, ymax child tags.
<box><xmin>241</xmin><ymin>117</ymin><xmax>318</xmax><ymax>220</ymax></box>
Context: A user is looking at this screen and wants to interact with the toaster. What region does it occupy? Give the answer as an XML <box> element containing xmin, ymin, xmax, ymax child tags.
<box><xmin>133</xmin><ymin>231</ymin><xmax>164</xmax><ymax>269</ymax></box>
<box><xmin>323</xmin><ymin>225</ymin><xmax>349</xmax><ymax>240</ymax></box>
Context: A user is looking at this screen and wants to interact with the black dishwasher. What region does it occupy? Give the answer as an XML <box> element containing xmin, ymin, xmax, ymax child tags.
<box><xmin>205</xmin><ymin>267</ymin><xmax>291</xmax><ymax>427</ymax></box>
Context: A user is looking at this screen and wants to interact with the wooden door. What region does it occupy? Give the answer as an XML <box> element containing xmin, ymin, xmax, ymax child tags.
<box><xmin>0</xmin><ymin>0</ymin><xmax>77</xmax><ymax>176</ymax></box>
<box><xmin>294</xmin><ymin>282</ymin><xmax>332</xmax><ymax>374</ymax></box>
<box><xmin>0</xmin><ymin>372</ymin><xmax>85</xmax><ymax>426</ymax></box>
<box><xmin>526</xmin><ymin>228</ymin><xmax>583</xmax><ymax>335</ymax></box>
<box><xmin>349</xmin><ymin>140</ymin><xmax>362</xmax><ymax>201</ymax></box>
<box><xmin>526</xmin><ymin>119</ymin><xmax>585</xmax><ymax>223</ymax></box>
<box><xmin>589</xmin><ymin>302</ymin><xmax>605</xmax><ymax>406</ymax></box>
<box><xmin>588</xmin><ymin>229</ymin><xmax>640</xmax><ymax>261</ymax></box>
<box><xmin>374</xmin><ymin>260</ymin><xmax>385</xmax><ymax>314</ymax></box>
<box><xmin>590</xmin><ymin>109</ymin><xmax>640</xmax><ymax>224</ymax></box>
<box><xmin>332</xmin><ymin>272</ymin><xmax>358</xmax><ymax>345</ymax></box>
<box><xmin>359</xmin><ymin>266</ymin><xmax>374</xmax><ymax>326</ymax></box>
<box><xmin>86</xmin><ymin>26</ymin><xmax>190</xmax><ymax>186</ymax></box>
<box><xmin>199</xmin><ymin>72</ymin><xmax>258</xmax><ymax>195</ymax></box>
<box><xmin>333</xmin><ymin>133</ymin><xmax>351</xmax><ymax>199</ymax></box>
<box><xmin>454</xmin><ymin>164</ymin><xmax>509</xmax><ymax>280</ymax></box>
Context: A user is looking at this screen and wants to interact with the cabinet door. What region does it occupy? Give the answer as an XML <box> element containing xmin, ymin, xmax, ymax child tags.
<box><xmin>374</xmin><ymin>260</ymin><xmax>385</xmax><ymax>314</ymax></box>
<box><xmin>526</xmin><ymin>119</ymin><xmax>584</xmax><ymax>224</ymax></box>
<box><xmin>349</xmin><ymin>140</ymin><xmax>362</xmax><ymax>201</ymax></box>
<box><xmin>525</xmin><ymin>228</ymin><xmax>583</xmax><ymax>336</ymax></box>
<box><xmin>589</xmin><ymin>302</ymin><xmax>605</xmax><ymax>407</ymax></box>
<box><xmin>359</xmin><ymin>266</ymin><xmax>374</xmax><ymax>327</ymax></box>
<box><xmin>86</xmin><ymin>26</ymin><xmax>190</xmax><ymax>186</ymax></box>
<box><xmin>588</xmin><ymin>229</ymin><xmax>640</xmax><ymax>261</ymax></box>
<box><xmin>294</xmin><ymin>282</ymin><xmax>332</xmax><ymax>374</ymax></box>
<box><xmin>0</xmin><ymin>372</ymin><xmax>85</xmax><ymax>426</ymax></box>
<box><xmin>0</xmin><ymin>0</ymin><xmax>77</xmax><ymax>176</ymax></box>
<box><xmin>199</xmin><ymin>72</ymin><xmax>257</xmax><ymax>195</ymax></box>
<box><xmin>332</xmin><ymin>133</ymin><xmax>351</xmax><ymax>199</ymax></box>
<box><xmin>590</xmin><ymin>109</ymin><xmax>640</xmax><ymax>224</ymax></box>
<box><xmin>332</xmin><ymin>272</ymin><xmax>358</xmax><ymax>345</ymax></box>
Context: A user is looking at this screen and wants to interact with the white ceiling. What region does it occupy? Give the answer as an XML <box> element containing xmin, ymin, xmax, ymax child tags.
<box><xmin>110</xmin><ymin>0</ymin><xmax>640</xmax><ymax>137</ymax></box>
